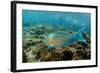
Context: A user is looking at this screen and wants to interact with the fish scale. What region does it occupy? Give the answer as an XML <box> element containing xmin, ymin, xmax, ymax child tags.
<box><xmin>44</xmin><ymin>28</ymin><xmax>85</xmax><ymax>49</ymax></box>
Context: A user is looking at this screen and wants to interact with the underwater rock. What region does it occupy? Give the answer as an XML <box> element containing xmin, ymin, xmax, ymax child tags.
<box><xmin>23</xmin><ymin>50</ymin><xmax>27</xmax><ymax>62</ymax></box>
<box><xmin>22</xmin><ymin>39</ymin><xmax>40</xmax><ymax>49</ymax></box>
<box><xmin>29</xmin><ymin>31</ymin><xmax>35</xmax><ymax>35</ymax></box>
<box><xmin>82</xmin><ymin>32</ymin><xmax>90</xmax><ymax>43</ymax></box>
<box><xmin>34</xmin><ymin>30</ymin><xmax>45</xmax><ymax>35</ymax></box>
<box><xmin>45</xmin><ymin>51</ymin><xmax>57</xmax><ymax>61</ymax></box>
<box><xmin>32</xmin><ymin>38</ymin><xmax>42</xmax><ymax>43</ymax></box>
<box><xmin>33</xmin><ymin>24</ymin><xmax>46</xmax><ymax>35</ymax></box>
<box><xmin>82</xmin><ymin>48</ymin><xmax>91</xmax><ymax>59</ymax></box>
<box><xmin>61</xmin><ymin>50</ymin><xmax>73</xmax><ymax>60</ymax></box>
<box><xmin>26</xmin><ymin>50</ymin><xmax>37</xmax><ymax>62</ymax></box>
<box><xmin>22</xmin><ymin>23</ymin><xmax>91</xmax><ymax>62</ymax></box>
<box><xmin>23</xmin><ymin>42</ymin><xmax>47</xmax><ymax>62</ymax></box>
<box><xmin>36</xmin><ymin>43</ymin><xmax>48</xmax><ymax>61</ymax></box>
<box><xmin>78</xmin><ymin>41</ymin><xmax>88</xmax><ymax>48</ymax></box>
<box><xmin>43</xmin><ymin>47</ymin><xmax>74</xmax><ymax>61</ymax></box>
<box><xmin>73</xmin><ymin>41</ymin><xmax>89</xmax><ymax>49</ymax></box>
<box><xmin>75</xmin><ymin>49</ymin><xmax>84</xmax><ymax>57</ymax></box>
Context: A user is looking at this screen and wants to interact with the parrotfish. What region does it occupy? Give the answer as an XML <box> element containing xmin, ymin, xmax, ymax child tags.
<box><xmin>44</xmin><ymin>28</ymin><xmax>85</xmax><ymax>49</ymax></box>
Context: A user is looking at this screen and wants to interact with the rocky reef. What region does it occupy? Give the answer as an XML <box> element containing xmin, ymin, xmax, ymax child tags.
<box><xmin>22</xmin><ymin>24</ymin><xmax>91</xmax><ymax>63</ymax></box>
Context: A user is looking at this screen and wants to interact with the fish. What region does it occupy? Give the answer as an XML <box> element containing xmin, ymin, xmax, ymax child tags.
<box><xmin>44</xmin><ymin>27</ymin><xmax>85</xmax><ymax>49</ymax></box>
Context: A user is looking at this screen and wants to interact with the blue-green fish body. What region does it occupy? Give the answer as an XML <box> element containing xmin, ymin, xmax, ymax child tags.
<box><xmin>44</xmin><ymin>28</ymin><xmax>85</xmax><ymax>49</ymax></box>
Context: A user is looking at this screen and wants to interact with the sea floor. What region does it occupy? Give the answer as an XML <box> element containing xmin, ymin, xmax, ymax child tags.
<box><xmin>22</xmin><ymin>24</ymin><xmax>91</xmax><ymax>63</ymax></box>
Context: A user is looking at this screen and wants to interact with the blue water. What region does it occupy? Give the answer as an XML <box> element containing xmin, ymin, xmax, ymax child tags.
<box><xmin>22</xmin><ymin>10</ymin><xmax>91</xmax><ymax>35</ymax></box>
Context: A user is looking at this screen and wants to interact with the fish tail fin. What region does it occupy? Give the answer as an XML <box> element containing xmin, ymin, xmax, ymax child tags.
<box><xmin>75</xmin><ymin>27</ymin><xmax>86</xmax><ymax>40</ymax></box>
<box><xmin>75</xmin><ymin>27</ymin><xmax>86</xmax><ymax>35</ymax></box>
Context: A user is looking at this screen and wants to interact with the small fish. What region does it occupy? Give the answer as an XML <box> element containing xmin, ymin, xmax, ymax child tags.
<box><xmin>44</xmin><ymin>28</ymin><xmax>85</xmax><ymax>49</ymax></box>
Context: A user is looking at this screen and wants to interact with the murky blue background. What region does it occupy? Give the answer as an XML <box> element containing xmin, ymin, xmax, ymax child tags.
<box><xmin>22</xmin><ymin>10</ymin><xmax>91</xmax><ymax>35</ymax></box>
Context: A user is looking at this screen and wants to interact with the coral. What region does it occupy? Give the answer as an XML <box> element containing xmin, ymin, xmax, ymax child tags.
<box><xmin>22</xmin><ymin>24</ymin><xmax>91</xmax><ymax>63</ymax></box>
